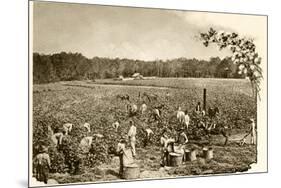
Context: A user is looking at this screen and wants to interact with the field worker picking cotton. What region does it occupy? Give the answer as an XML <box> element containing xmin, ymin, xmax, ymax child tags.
<box><xmin>176</xmin><ymin>107</ymin><xmax>185</xmax><ymax>124</ymax></box>
<box><xmin>116</xmin><ymin>136</ymin><xmax>135</xmax><ymax>177</ymax></box>
<box><xmin>144</xmin><ymin>127</ymin><xmax>154</xmax><ymax>147</ymax></box>
<box><xmin>160</xmin><ymin>130</ymin><xmax>175</xmax><ymax>166</ymax></box>
<box><xmin>183</xmin><ymin>110</ymin><xmax>190</xmax><ymax>130</ymax></box>
<box><xmin>51</xmin><ymin>132</ymin><xmax>64</xmax><ymax>147</ymax></box>
<box><xmin>63</xmin><ymin>123</ymin><xmax>73</xmax><ymax>135</ymax></box>
<box><xmin>140</xmin><ymin>101</ymin><xmax>148</xmax><ymax>114</ymax></box>
<box><xmin>178</xmin><ymin>128</ymin><xmax>188</xmax><ymax>145</ymax></box>
<box><xmin>33</xmin><ymin>145</ymin><xmax>51</xmax><ymax>184</ymax></box>
<box><xmin>240</xmin><ymin>118</ymin><xmax>257</xmax><ymax>145</ymax></box>
<box><xmin>83</xmin><ymin>122</ymin><xmax>91</xmax><ymax>133</ymax></box>
<box><xmin>112</xmin><ymin>121</ymin><xmax>120</xmax><ymax>132</ymax></box>
<box><xmin>195</xmin><ymin>102</ymin><xmax>202</xmax><ymax>113</ymax></box>
<box><xmin>128</xmin><ymin>120</ymin><xmax>137</xmax><ymax>157</ymax></box>
<box><xmin>79</xmin><ymin>136</ymin><xmax>93</xmax><ymax>153</ymax></box>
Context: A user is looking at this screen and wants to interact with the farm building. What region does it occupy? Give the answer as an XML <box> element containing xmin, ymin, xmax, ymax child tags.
<box><xmin>132</xmin><ymin>72</ymin><xmax>144</xmax><ymax>80</ymax></box>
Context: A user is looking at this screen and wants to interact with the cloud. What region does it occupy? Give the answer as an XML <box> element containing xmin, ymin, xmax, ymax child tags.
<box><xmin>32</xmin><ymin>2</ymin><xmax>267</xmax><ymax>61</ymax></box>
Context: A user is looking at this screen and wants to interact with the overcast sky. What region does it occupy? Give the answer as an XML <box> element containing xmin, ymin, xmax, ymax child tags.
<box><xmin>31</xmin><ymin>1</ymin><xmax>267</xmax><ymax>61</ymax></box>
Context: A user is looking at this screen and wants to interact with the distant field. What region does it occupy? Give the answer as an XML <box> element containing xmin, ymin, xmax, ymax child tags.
<box><xmin>32</xmin><ymin>78</ymin><xmax>257</xmax><ymax>183</ymax></box>
<box><xmin>94</xmin><ymin>78</ymin><xmax>253</xmax><ymax>96</ymax></box>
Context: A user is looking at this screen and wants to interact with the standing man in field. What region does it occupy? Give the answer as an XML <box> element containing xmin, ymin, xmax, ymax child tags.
<box><xmin>128</xmin><ymin>120</ymin><xmax>137</xmax><ymax>157</ymax></box>
<box><xmin>240</xmin><ymin>118</ymin><xmax>256</xmax><ymax>145</ymax></box>
<box><xmin>176</xmin><ymin>107</ymin><xmax>185</xmax><ymax>124</ymax></box>
<box><xmin>249</xmin><ymin>118</ymin><xmax>257</xmax><ymax>145</ymax></box>
<box><xmin>116</xmin><ymin>136</ymin><xmax>135</xmax><ymax>177</ymax></box>
<box><xmin>160</xmin><ymin>130</ymin><xmax>175</xmax><ymax>166</ymax></box>
<box><xmin>195</xmin><ymin>102</ymin><xmax>202</xmax><ymax>114</ymax></box>
<box><xmin>177</xmin><ymin>128</ymin><xmax>189</xmax><ymax>145</ymax></box>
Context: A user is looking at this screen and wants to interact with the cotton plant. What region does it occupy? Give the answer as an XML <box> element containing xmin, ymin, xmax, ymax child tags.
<box><xmin>199</xmin><ymin>28</ymin><xmax>263</xmax><ymax>99</ymax></box>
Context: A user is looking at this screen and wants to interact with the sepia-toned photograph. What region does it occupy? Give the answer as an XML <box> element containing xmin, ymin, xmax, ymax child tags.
<box><xmin>29</xmin><ymin>1</ymin><xmax>267</xmax><ymax>187</ymax></box>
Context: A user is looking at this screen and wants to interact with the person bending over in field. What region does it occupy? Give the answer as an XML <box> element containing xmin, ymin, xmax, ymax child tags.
<box><xmin>208</xmin><ymin>122</ymin><xmax>230</xmax><ymax>146</ymax></box>
<box><xmin>112</xmin><ymin>120</ymin><xmax>120</xmax><ymax>132</ymax></box>
<box><xmin>151</xmin><ymin>107</ymin><xmax>161</xmax><ymax>121</ymax></box>
<box><xmin>128</xmin><ymin>120</ymin><xmax>137</xmax><ymax>157</ymax></box>
<box><xmin>208</xmin><ymin>106</ymin><xmax>220</xmax><ymax>119</ymax></box>
<box><xmin>63</xmin><ymin>123</ymin><xmax>73</xmax><ymax>135</ymax></box>
<box><xmin>139</xmin><ymin>101</ymin><xmax>148</xmax><ymax>115</ymax></box>
<box><xmin>33</xmin><ymin>145</ymin><xmax>51</xmax><ymax>184</ymax></box>
<box><xmin>51</xmin><ymin>132</ymin><xmax>64</xmax><ymax>148</ymax></box>
<box><xmin>79</xmin><ymin>136</ymin><xmax>93</xmax><ymax>153</ymax></box>
<box><xmin>176</xmin><ymin>107</ymin><xmax>185</xmax><ymax>124</ymax></box>
<box><xmin>127</xmin><ymin>103</ymin><xmax>138</xmax><ymax>117</ymax></box>
<box><xmin>143</xmin><ymin>127</ymin><xmax>154</xmax><ymax>147</ymax></box>
<box><xmin>83</xmin><ymin>122</ymin><xmax>91</xmax><ymax>133</ymax></box>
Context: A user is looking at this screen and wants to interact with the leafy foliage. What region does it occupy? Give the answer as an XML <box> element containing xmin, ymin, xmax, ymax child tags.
<box><xmin>199</xmin><ymin>28</ymin><xmax>263</xmax><ymax>98</ymax></box>
<box><xmin>33</xmin><ymin>52</ymin><xmax>245</xmax><ymax>84</ymax></box>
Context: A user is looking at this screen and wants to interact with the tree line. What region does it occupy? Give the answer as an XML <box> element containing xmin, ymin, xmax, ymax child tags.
<box><xmin>33</xmin><ymin>52</ymin><xmax>245</xmax><ymax>84</ymax></box>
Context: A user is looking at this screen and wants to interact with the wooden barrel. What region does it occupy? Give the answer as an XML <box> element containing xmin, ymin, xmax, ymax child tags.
<box><xmin>122</xmin><ymin>163</ymin><xmax>140</xmax><ymax>179</ymax></box>
<box><xmin>189</xmin><ymin>149</ymin><xmax>197</xmax><ymax>161</ymax></box>
<box><xmin>203</xmin><ymin>147</ymin><xmax>213</xmax><ymax>160</ymax></box>
<box><xmin>169</xmin><ymin>152</ymin><xmax>183</xmax><ymax>166</ymax></box>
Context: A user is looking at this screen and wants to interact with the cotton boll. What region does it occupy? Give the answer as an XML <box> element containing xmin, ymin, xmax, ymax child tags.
<box><xmin>239</xmin><ymin>64</ymin><xmax>245</xmax><ymax>70</ymax></box>
<box><xmin>239</xmin><ymin>57</ymin><xmax>244</xmax><ymax>63</ymax></box>
<box><xmin>253</xmin><ymin>71</ymin><xmax>259</xmax><ymax>77</ymax></box>
<box><xmin>250</xmin><ymin>65</ymin><xmax>255</xmax><ymax>70</ymax></box>
<box><xmin>234</xmin><ymin>59</ymin><xmax>239</xmax><ymax>64</ymax></box>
